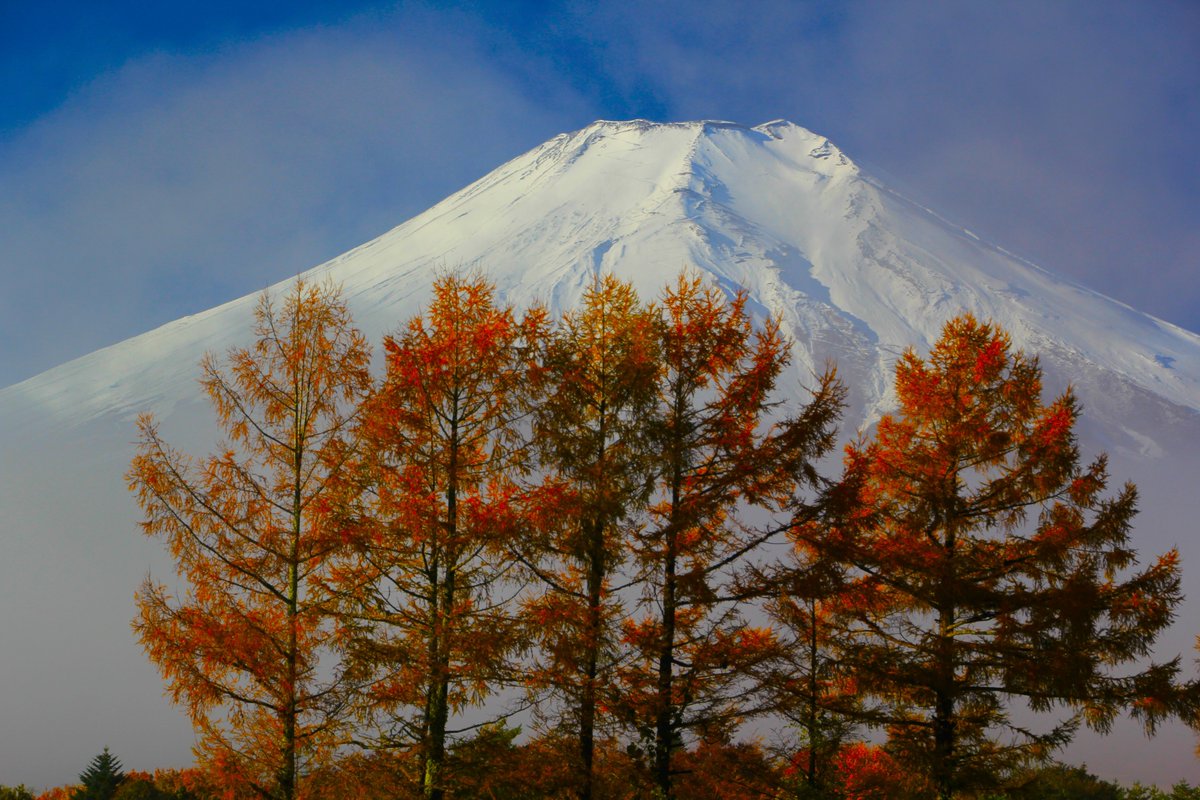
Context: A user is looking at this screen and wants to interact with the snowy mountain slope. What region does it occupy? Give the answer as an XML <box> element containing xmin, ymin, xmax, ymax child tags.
<box><xmin>2</xmin><ymin>119</ymin><xmax>1198</xmax><ymax>786</ymax></box>
<box><xmin>6</xmin><ymin>120</ymin><xmax>1197</xmax><ymax>439</ymax></box>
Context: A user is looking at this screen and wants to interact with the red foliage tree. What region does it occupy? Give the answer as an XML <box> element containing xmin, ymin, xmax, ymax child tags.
<box><xmin>328</xmin><ymin>275</ymin><xmax>540</xmax><ymax>800</ymax></box>
<box><xmin>618</xmin><ymin>274</ymin><xmax>843</xmax><ymax>798</ymax></box>
<box><xmin>798</xmin><ymin>314</ymin><xmax>1187</xmax><ymax>799</ymax></box>
<box><xmin>763</xmin><ymin>585</ymin><xmax>864</xmax><ymax>793</ymax></box>
<box><xmin>827</xmin><ymin>742</ymin><xmax>930</xmax><ymax>800</ymax></box>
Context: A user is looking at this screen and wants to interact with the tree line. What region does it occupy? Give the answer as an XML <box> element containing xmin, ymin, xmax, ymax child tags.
<box><xmin>124</xmin><ymin>273</ymin><xmax>1197</xmax><ymax>800</ymax></box>
<box><xmin>11</xmin><ymin>748</ymin><xmax>1200</xmax><ymax>800</ymax></box>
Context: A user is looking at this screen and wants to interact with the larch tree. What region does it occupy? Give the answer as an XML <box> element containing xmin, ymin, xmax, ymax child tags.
<box><xmin>618</xmin><ymin>274</ymin><xmax>843</xmax><ymax>799</ymax></box>
<box><xmin>521</xmin><ymin>274</ymin><xmax>660</xmax><ymax>800</ymax></box>
<box><xmin>327</xmin><ymin>274</ymin><xmax>540</xmax><ymax>800</ymax></box>
<box><xmin>129</xmin><ymin>279</ymin><xmax>372</xmax><ymax>800</ymax></box>
<box><xmin>797</xmin><ymin>314</ymin><xmax>1187</xmax><ymax>799</ymax></box>
<box><xmin>761</xmin><ymin>572</ymin><xmax>865</xmax><ymax>794</ymax></box>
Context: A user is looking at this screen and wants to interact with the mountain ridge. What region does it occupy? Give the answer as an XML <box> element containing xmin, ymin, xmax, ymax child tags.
<box><xmin>6</xmin><ymin>119</ymin><xmax>1197</xmax><ymax>432</ymax></box>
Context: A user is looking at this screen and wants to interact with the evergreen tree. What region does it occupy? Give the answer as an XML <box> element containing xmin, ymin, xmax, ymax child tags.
<box><xmin>73</xmin><ymin>748</ymin><xmax>125</xmax><ymax>800</ymax></box>
<box><xmin>1001</xmin><ymin>762</ymin><xmax>1122</xmax><ymax>800</ymax></box>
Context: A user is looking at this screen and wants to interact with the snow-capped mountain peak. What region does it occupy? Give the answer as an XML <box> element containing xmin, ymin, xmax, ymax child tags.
<box><xmin>2</xmin><ymin>120</ymin><xmax>1199</xmax><ymax>785</ymax></box>
<box><xmin>8</xmin><ymin>118</ymin><xmax>1197</xmax><ymax>433</ymax></box>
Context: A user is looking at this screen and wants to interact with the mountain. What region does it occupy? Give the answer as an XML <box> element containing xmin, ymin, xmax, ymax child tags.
<box><xmin>2</xmin><ymin>119</ymin><xmax>1198</xmax><ymax>787</ymax></box>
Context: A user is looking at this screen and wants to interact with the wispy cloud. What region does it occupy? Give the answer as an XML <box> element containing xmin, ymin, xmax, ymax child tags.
<box><xmin>0</xmin><ymin>8</ymin><xmax>589</xmax><ymax>385</ymax></box>
<box><xmin>836</xmin><ymin>1</ymin><xmax>1200</xmax><ymax>327</ymax></box>
<box><xmin>2</xmin><ymin>0</ymin><xmax>1196</xmax><ymax>391</ymax></box>
<box><xmin>576</xmin><ymin>0</ymin><xmax>1200</xmax><ymax>332</ymax></box>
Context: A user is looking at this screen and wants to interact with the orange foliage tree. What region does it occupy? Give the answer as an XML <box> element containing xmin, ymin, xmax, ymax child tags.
<box><xmin>763</xmin><ymin>585</ymin><xmax>865</xmax><ymax>794</ymax></box>
<box><xmin>798</xmin><ymin>314</ymin><xmax>1187</xmax><ymax>799</ymax></box>
<box><xmin>520</xmin><ymin>274</ymin><xmax>660</xmax><ymax>800</ymax></box>
<box><xmin>326</xmin><ymin>275</ymin><xmax>541</xmax><ymax>800</ymax></box>
<box><xmin>32</xmin><ymin>789</ymin><xmax>75</xmax><ymax>800</ymax></box>
<box><xmin>618</xmin><ymin>274</ymin><xmax>843</xmax><ymax>798</ymax></box>
<box><xmin>129</xmin><ymin>280</ymin><xmax>372</xmax><ymax>800</ymax></box>
<box><xmin>670</xmin><ymin>737</ymin><xmax>785</xmax><ymax>800</ymax></box>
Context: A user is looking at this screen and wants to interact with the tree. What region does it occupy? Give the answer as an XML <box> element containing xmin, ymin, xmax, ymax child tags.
<box><xmin>763</xmin><ymin>586</ymin><xmax>864</xmax><ymax>794</ymax></box>
<box><xmin>72</xmin><ymin>748</ymin><xmax>125</xmax><ymax>800</ymax></box>
<box><xmin>32</xmin><ymin>789</ymin><xmax>76</xmax><ymax>800</ymax></box>
<box><xmin>670</xmin><ymin>737</ymin><xmax>784</xmax><ymax>800</ymax></box>
<box><xmin>823</xmin><ymin>742</ymin><xmax>930</xmax><ymax>800</ymax></box>
<box><xmin>798</xmin><ymin>314</ymin><xmax>1186</xmax><ymax>799</ymax></box>
<box><xmin>1121</xmin><ymin>782</ymin><xmax>1200</xmax><ymax>800</ymax></box>
<box><xmin>111</xmin><ymin>776</ymin><xmax>177</xmax><ymax>800</ymax></box>
<box><xmin>1000</xmin><ymin>762</ymin><xmax>1122</xmax><ymax>800</ymax></box>
<box><xmin>521</xmin><ymin>274</ymin><xmax>661</xmax><ymax>800</ymax></box>
<box><xmin>328</xmin><ymin>274</ymin><xmax>539</xmax><ymax>800</ymax></box>
<box><xmin>129</xmin><ymin>280</ymin><xmax>372</xmax><ymax>800</ymax></box>
<box><xmin>618</xmin><ymin>274</ymin><xmax>843</xmax><ymax>798</ymax></box>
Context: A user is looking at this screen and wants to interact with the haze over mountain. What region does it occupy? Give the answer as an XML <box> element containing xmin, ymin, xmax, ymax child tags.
<box><xmin>2</xmin><ymin>119</ymin><xmax>1198</xmax><ymax>787</ymax></box>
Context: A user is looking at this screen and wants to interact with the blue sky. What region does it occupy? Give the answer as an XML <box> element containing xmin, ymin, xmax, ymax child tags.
<box><xmin>1</xmin><ymin>0</ymin><xmax>1197</xmax><ymax>387</ymax></box>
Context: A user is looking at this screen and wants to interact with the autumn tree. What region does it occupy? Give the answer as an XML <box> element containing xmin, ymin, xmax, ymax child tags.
<box><xmin>762</xmin><ymin>583</ymin><xmax>865</xmax><ymax>794</ymax></box>
<box><xmin>822</xmin><ymin>742</ymin><xmax>931</xmax><ymax>800</ymax></box>
<box><xmin>796</xmin><ymin>314</ymin><xmax>1187</xmax><ymax>799</ymax></box>
<box><xmin>618</xmin><ymin>274</ymin><xmax>843</xmax><ymax>798</ymax></box>
<box><xmin>521</xmin><ymin>274</ymin><xmax>660</xmax><ymax>800</ymax></box>
<box><xmin>328</xmin><ymin>275</ymin><xmax>540</xmax><ymax>800</ymax></box>
<box><xmin>670</xmin><ymin>738</ymin><xmax>785</xmax><ymax>800</ymax></box>
<box><xmin>110</xmin><ymin>770</ymin><xmax>200</xmax><ymax>800</ymax></box>
<box><xmin>129</xmin><ymin>279</ymin><xmax>372</xmax><ymax>800</ymax></box>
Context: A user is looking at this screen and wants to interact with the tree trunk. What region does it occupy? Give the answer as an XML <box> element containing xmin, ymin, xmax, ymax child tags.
<box><xmin>805</xmin><ymin>597</ymin><xmax>820</xmax><ymax>788</ymax></box>
<box><xmin>579</xmin><ymin>519</ymin><xmax>604</xmax><ymax>800</ymax></box>
<box><xmin>933</xmin><ymin>522</ymin><xmax>957</xmax><ymax>800</ymax></box>
<box><xmin>653</xmin><ymin>540</ymin><xmax>676</xmax><ymax>800</ymax></box>
<box><xmin>280</xmin><ymin>434</ymin><xmax>304</xmax><ymax>800</ymax></box>
<box><xmin>425</xmin><ymin>423</ymin><xmax>460</xmax><ymax>800</ymax></box>
<box><xmin>653</xmin><ymin>458</ymin><xmax>683</xmax><ymax>800</ymax></box>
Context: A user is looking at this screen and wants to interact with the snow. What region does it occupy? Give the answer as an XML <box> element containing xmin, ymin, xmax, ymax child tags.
<box><xmin>6</xmin><ymin>118</ymin><xmax>1196</xmax><ymax>434</ymax></box>
<box><xmin>2</xmin><ymin>119</ymin><xmax>1199</xmax><ymax>787</ymax></box>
